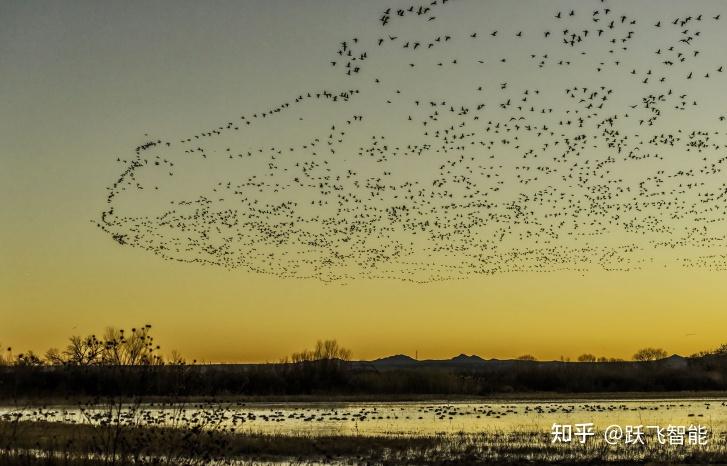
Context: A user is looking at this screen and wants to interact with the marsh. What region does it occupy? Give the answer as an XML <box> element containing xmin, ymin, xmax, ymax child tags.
<box><xmin>2</xmin><ymin>398</ymin><xmax>727</xmax><ymax>464</ymax></box>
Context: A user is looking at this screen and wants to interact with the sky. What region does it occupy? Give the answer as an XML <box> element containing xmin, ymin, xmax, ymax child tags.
<box><xmin>2</xmin><ymin>0</ymin><xmax>727</xmax><ymax>363</ymax></box>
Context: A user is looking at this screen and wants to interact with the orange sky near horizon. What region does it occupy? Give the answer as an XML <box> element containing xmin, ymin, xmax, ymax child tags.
<box><xmin>2</xmin><ymin>242</ymin><xmax>724</xmax><ymax>362</ymax></box>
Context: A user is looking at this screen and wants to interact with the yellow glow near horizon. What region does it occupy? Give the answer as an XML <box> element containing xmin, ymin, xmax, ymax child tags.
<box><xmin>2</xmin><ymin>243</ymin><xmax>724</xmax><ymax>362</ymax></box>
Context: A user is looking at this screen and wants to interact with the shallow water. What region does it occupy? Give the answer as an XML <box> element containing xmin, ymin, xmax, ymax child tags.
<box><xmin>3</xmin><ymin>398</ymin><xmax>727</xmax><ymax>437</ymax></box>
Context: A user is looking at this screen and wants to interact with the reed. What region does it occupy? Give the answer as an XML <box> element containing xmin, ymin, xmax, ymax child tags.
<box><xmin>2</xmin><ymin>413</ymin><xmax>727</xmax><ymax>465</ymax></box>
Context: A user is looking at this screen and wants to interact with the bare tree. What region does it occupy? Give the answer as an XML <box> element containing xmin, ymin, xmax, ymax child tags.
<box><xmin>168</xmin><ymin>350</ymin><xmax>186</xmax><ymax>365</ymax></box>
<box><xmin>44</xmin><ymin>348</ymin><xmax>65</xmax><ymax>365</ymax></box>
<box><xmin>60</xmin><ymin>324</ymin><xmax>164</xmax><ymax>366</ymax></box>
<box><xmin>291</xmin><ymin>339</ymin><xmax>352</xmax><ymax>362</ymax></box>
<box><xmin>64</xmin><ymin>335</ymin><xmax>104</xmax><ymax>365</ymax></box>
<box><xmin>633</xmin><ymin>347</ymin><xmax>668</xmax><ymax>361</ymax></box>
<box><xmin>102</xmin><ymin>325</ymin><xmax>163</xmax><ymax>365</ymax></box>
<box><xmin>14</xmin><ymin>351</ymin><xmax>43</xmax><ymax>366</ymax></box>
<box><xmin>691</xmin><ymin>343</ymin><xmax>727</xmax><ymax>358</ymax></box>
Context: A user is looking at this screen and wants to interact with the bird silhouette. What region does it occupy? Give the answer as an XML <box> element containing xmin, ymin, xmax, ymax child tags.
<box><xmin>98</xmin><ymin>1</ymin><xmax>727</xmax><ymax>282</ymax></box>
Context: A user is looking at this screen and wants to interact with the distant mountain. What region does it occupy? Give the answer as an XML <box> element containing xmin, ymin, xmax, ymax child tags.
<box><xmin>363</xmin><ymin>353</ymin><xmax>696</xmax><ymax>371</ymax></box>
<box><xmin>451</xmin><ymin>353</ymin><xmax>486</xmax><ymax>363</ymax></box>
<box><xmin>162</xmin><ymin>353</ymin><xmax>695</xmax><ymax>371</ymax></box>
<box><xmin>372</xmin><ymin>354</ymin><xmax>417</xmax><ymax>365</ymax></box>
<box><xmin>369</xmin><ymin>353</ymin><xmax>515</xmax><ymax>369</ymax></box>
<box><xmin>657</xmin><ymin>354</ymin><xmax>689</xmax><ymax>369</ymax></box>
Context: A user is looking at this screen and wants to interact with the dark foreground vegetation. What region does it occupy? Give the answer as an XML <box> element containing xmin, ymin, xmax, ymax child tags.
<box><xmin>4</xmin><ymin>355</ymin><xmax>727</xmax><ymax>400</ymax></box>
<box><xmin>2</xmin><ymin>325</ymin><xmax>727</xmax><ymax>400</ymax></box>
<box><xmin>0</xmin><ymin>357</ymin><xmax>727</xmax><ymax>400</ymax></box>
<box><xmin>2</xmin><ymin>418</ymin><xmax>727</xmax><ymax>465</ymax></box>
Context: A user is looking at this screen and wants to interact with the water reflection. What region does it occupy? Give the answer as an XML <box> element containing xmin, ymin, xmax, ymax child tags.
<box><xmin>2</xmin><ymin>399</ymin><xmax>726</xmax><ymax>437</ymax></box>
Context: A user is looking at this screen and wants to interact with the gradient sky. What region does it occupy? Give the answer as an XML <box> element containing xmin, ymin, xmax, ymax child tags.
<box><xmin>2</xmin><ymin>0</ymin><xmax>727</xmax><ymax>363</ymax></box>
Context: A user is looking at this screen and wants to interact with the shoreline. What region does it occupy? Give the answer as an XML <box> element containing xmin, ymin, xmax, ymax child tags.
<box><xmin>3</xmin><ymin>390</ymin><xmax>727</xmax><ymax>407</ymax></box>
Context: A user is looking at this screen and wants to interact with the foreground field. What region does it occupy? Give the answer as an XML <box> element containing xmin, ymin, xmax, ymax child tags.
<box><xmin>2</xmin><ymin>397</ymin><xmax>727</xmax><ymax>465</ymax></box>
<box><xmin>2</xmin><ymin>420</ymin><xmax>727</xmax><ymax>465</ymax></box>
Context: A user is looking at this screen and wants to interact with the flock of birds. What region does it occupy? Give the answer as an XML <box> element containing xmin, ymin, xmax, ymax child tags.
<box><xmin>3</xmin><ymin>401</ymin><xmax>725</xmax><ymax>435</ymax></box>
<box><xmin>99</xmin><ymin>0</ymin><xmax>727</xmax><ymax>283</ymax></box>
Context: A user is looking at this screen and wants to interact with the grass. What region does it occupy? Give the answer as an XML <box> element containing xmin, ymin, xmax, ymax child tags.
<box><xmin>2</xmin><ymin>418</ymin><xmax>727</xmax><ymax>465</ymax></box>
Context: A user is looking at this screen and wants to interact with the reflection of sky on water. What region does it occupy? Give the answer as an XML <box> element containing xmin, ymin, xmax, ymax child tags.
<box><xmin>3</xmin><ymin>399</ymin><xmax>726</xmax><ymax>437</ymax></box>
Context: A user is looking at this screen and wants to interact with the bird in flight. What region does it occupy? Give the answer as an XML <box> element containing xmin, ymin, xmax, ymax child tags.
<box><xmin>99</xmin><ymin>1</ymin><xmax>727</xmax><ymax>283</ymax></box>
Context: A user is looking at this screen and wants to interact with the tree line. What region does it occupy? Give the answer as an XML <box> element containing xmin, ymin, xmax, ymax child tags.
<box><xmin>0</xmin><ymin>325</ymin><xmax>724</xmax><ymax>367</ymax></box>
<box><xmin>2</xmin><ymin>325</ymin><xmax>727</xmax><ymax>399</ymax></box>
<box><xmin>1</xmin><ymin>325</ymin><xmax>184</xmax><ymax>367</ymax></box>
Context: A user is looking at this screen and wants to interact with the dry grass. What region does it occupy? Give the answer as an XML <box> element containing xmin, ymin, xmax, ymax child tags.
<box><xmin>2</xmin><ymin>418</ymin><xmax>727</xmax><ymax>465</ymax></box>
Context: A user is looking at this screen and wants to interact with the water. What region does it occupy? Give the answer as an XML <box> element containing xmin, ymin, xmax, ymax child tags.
<box><xmin>3</xmin><ymin>398</ymin><xmax>727</xmax><ymax>437</ymax></box>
